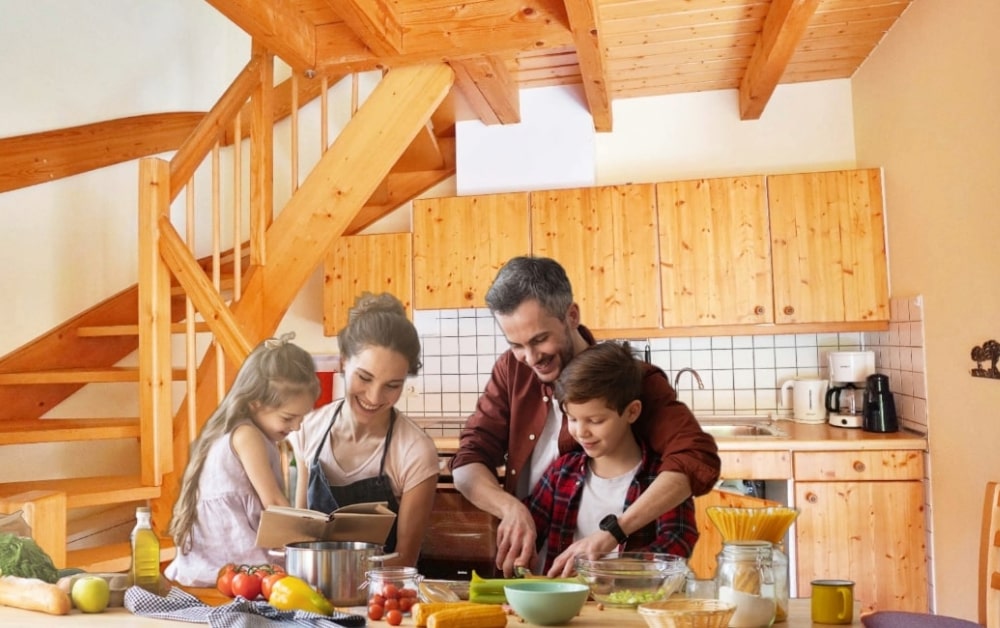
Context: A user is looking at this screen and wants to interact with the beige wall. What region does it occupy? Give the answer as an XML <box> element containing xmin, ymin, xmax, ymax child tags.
<box><xmin>853</xmin><ymin>0</ymin><xmax>1000</xmax><ymax>619</ymax></box>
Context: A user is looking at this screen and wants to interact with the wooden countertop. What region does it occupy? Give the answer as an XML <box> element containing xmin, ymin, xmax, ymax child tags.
<box><xmin>433</xmin><ymin>419</ymin><xmax>926</xmax><ymax>454</ymax></box>
<box><xmin>0</xmin><ymin>596</ymin><xmax>862</xmax><ymax>626</ymax></box>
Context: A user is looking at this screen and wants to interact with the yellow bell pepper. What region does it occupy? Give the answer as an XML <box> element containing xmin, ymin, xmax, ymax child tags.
<box><xmin>267</xmin><ymin>575</ymin><xmax>334</xmax><ymax>615</ymax></box>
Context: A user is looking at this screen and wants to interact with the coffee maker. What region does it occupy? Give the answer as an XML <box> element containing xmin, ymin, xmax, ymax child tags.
<box><xmin>825</xmin><ymin>351</ymin><xmax>875</xmax><ymax>428</ymax></box>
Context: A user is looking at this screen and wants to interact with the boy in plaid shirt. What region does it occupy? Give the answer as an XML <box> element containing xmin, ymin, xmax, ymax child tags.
<box><xmin>524</xmin><ymin>342</ymin><xmax>699</xmax><ymax>575</ymax></box>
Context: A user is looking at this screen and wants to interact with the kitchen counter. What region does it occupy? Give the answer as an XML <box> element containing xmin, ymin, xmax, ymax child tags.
<box><xmin>430</xmin><ymin>418</ymin><xmax>927</xmax><ymax>454</ymax></box>
<box><xmin>0</xmin><ymin>596</ymin><xmax>862</xmax><ymax>626</ymax></box>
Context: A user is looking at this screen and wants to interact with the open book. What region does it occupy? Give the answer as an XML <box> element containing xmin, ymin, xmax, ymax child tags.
<box><xmin>255</xmin><ymin>501</ymin><xmax>396</xmax><ymax>549</ymax></box>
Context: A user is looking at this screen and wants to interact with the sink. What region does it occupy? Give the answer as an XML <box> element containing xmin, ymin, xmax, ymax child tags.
<box><xmin>695</xmin><ymin>414</ymin><xmax>787</xmax><ymax>439</ymax></box>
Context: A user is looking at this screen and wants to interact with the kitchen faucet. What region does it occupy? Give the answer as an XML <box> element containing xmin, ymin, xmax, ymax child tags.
<box><xmin>673</xmin><ymin>367</ymin><xmax>704</xmax><ymax>390</ymax></box>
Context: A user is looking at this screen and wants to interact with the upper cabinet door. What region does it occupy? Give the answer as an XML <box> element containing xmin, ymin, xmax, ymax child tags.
<box><xmin>768</xmin><ymin>169</ymin><xmax>889</xmax><ymax>324</ymax></box>
<box><xmin>412</xmin><ymin>193</ymin><xmax>530</xmax><ymax>309</ymax></box>
<box><xmin>324</xmin><ymin>233</ymin><xmax>413</xmax><ymax>335</ymax></box>
<box><xmin>656</xmin><ymin>176</ymin><xmax>773</xmax><ymax>327</ymax></box>
<box><xmin>531</xmin><ymin>184</ymin><xmax>660</xmax><ymax>331</ymax></box>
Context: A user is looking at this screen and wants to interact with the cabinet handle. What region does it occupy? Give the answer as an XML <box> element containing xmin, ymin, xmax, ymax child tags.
<box><xmin>805</xmin><ymin>492</ymin><xmax>818</xmax><ymax>504</ymax></box>
<box><xmin>754</xmin><ymin>305</ymin><xmax>765</xmax><ymax>315</ymax></box>
<box><xmin>783</xmin><ymin>305</ymin><xmax>795</xmax><ymax>316</ymax></box>
<box><xmin>853</xmin><ymin>460</ymin><xmax>867</xmax><ymax>473</ymax></box>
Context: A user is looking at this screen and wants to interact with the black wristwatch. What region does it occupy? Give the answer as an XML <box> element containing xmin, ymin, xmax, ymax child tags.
<box><xmin>599</xmin><ymin>514</ymin><xmax>628</xmax><ymax>545</ymax></box>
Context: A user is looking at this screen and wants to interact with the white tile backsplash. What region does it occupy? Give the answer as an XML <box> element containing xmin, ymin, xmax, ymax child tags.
<box><xmin>396</xmin><ymin>297</ymin><xmax>931</xmax><ymax>431</ymax></box>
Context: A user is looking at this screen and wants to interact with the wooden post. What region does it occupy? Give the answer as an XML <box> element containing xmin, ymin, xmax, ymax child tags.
<box><xmin>0</xmin><ymin>491</ymin><xmax>68</xmax><ymax>568</ymax></box>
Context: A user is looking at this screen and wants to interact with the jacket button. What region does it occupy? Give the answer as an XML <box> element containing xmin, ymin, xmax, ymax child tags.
<box><xmin>542</xmin><ymin>396</ymin><xmax>549</xmax><ymax>402</ymax></box>
<box><xmin>529</xmin><ymin>434</ymin><xmax>535</xmax><ymax>441</ymax></box>
<box><xmin>510</xmin><ymin>468</ymin><xmax>517</xmax><ymax>475</ymax></box>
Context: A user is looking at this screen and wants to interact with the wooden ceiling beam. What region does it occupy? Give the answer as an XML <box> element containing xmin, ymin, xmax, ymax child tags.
<box><xmin>450</xmin><ymin>56</ymin><xmax>521</xmax><ymax>125</ymax></box>
<box><xmin>738</xmin><ymin>0</ymin><xmax>821</xmax><ymax>120</ymax></box>
<box><xmin>313</xmin><ymin>1</ymin><xmax>573</xmax><ymax>74</ymax></box>
<box><xmin>562</xmin><ymin>0</ymin><xmax>612</xmax><ymax>132</ymax></box>
<box><xmin>323</xmin><ymin>0</ymin><xmax>405</xmax><ymax>57</ymax></box>
<box><xmin>204</xmin><ymin>0</ymin><xmax>317</xmax><ymax>70</ymax></box>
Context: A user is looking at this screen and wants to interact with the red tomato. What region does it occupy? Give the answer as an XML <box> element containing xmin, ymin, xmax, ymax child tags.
<box><xmin>385</xmin><ymin>609</ymin><xmax>403</xmax><ymax>626</ymax></box>
<box><xmin>216</xmin><ymin>564</ymin><xmax>239</xmax><ymax>597</ymax></box>
<box><xmin>231</xmin><ymin>570</ymin><xmax>263</xmax><ymax>600</ymax></box>
<box><xmin>400</xmin><ymin>587</ymin><xmax>418</xmax><ymax>599</ymax></box>
<box><xmin>261</xmin><ymin>572</ymin><xmax>287</xmax><ymax>601</ymax></box>
<box><xmin>399</xmin><ymin>596</ymin><xmax>414</xmax><ymax>613</ymax></box>
<box><xmin>368</xmin><ymin>603</ymin><xmax>385</xmax><ymax>620</ymax></box>
<box><xmin>370</xmin><ymin>593</ymin><xmax>386</xmax><ymax>607</ymax></box>
<box><xmin>382</xmin><ymin>583</ymin><xmax>400</xmax><ymax>600</ymax></box>
<box><xmin>384</xmin><ymin>598</ymin><xmax>400</xmax><ymax>611</ymax></box>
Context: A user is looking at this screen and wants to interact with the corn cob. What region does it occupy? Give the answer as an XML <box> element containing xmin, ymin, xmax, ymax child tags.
<box><xmin>412</xmin><ymin>601</ymin><xmax>478</xmax><ymax>627</ymax></box>
<box><xmin>426</xmin><ymin>603</ymin><xmax>508</xmax><ymax>628</ymax></box>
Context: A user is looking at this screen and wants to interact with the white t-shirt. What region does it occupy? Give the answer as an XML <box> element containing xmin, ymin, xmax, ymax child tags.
<box><xmin>575</xmin><ymin>460</ymin><xmax>642</xmax><ymax>542</ymax></box>
<box><xmin>289</xmin><ymin>402</ymin><xmax>440</xmax><ymax>499</ymax></box>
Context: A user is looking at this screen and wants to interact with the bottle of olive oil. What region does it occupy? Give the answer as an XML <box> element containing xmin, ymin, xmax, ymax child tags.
<box><xmin>130</xmin><ymin>506</ymin><xmax>161</xmax><ymax>593</ymax></box>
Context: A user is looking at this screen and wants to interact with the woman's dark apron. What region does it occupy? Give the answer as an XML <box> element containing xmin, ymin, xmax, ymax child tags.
<box><xmin>306</xmin><ymin>400</ymin><xmax>400</xmax><ymax>551</ymax></box>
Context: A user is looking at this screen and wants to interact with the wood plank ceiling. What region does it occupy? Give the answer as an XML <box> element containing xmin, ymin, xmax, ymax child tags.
<box><xmin>206</xmin><ymin>0</ymin><xmax>912</xmax><ymax>132</ymax></box>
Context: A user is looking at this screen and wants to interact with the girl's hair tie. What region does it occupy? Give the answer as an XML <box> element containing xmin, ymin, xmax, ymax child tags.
<box><xmin>264</xmin><ymin>331</ymin><xmax>296</xmax><ymax>349</ymax></box>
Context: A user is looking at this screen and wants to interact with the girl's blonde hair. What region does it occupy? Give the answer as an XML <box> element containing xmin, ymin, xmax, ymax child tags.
<box><xmin>168</xmin><ymin>332</ymin><xmax>320</xmax><ymax>551</ymax></box>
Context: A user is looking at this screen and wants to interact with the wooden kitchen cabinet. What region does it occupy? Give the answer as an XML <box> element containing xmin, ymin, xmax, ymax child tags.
<box><xmin>793</xmin><ymin>450</ymin><xmax>927</xmax><ymax>613</ymax></box>
<box><xmin>656</xmin><ymin>176</ymin><xmax>773</xmax><ymax>327</ymax></box>
<box><xmin>323</xmin><ymin>233</ymin><xmax>412</xmax><ymax>335</ymax></box>
<box><xmin>531</xmin><ymin>184</ymin><xmax>660</xmax><ymax>331</ymax></box>
<box><xmin>767</xmin><ymin>169</ymin><xmax>890</xmax><ymax>324</ymax></box>
<box><xmin>412</xmin><ymin>192</ymin><xmax>530</xmax><ymax>309</ymax></box>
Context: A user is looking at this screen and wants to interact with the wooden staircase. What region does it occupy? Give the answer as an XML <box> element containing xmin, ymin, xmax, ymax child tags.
<box><xmin>0</xmin><ymin>53</ymin><xmax>457</xmax><ymax>572</ymax></box>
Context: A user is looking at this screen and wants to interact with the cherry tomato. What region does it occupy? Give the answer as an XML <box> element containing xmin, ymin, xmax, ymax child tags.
<box><xmin>261</xmin><ymin>572</ymin><xmax>287</xmax><ymax>601</ymax></box>
<box><xmin>231</xmin><ymin>570</ymin><xmax>263</xmax><ymax>600</ymax></box>
<box><xmin>400</xmin><ymin>587</ymin><xmax>418</xmax><ymax>599</ymax></box>
<box><xmin>385</xmin><ymin>609</ymin><xmax>403</xmax><ymax>626</ymax></box>
<box><xmin>382</xmin><ymin>583</ymin><xmax>400</xmax><ymax>600</ymax></box>
<box><xmin>384</xmin><ymin>597</ymin><xmax>400</xmax><ymax>611</ymax></box>
<box><xmin>370</xmin><ymin>593</ymin><xmax>386</xmax><ymax>607</ymax></box>
<box><xmin>368</xmin><ymin>603</ymin><xmax>385</xmax><ymax>620</ymax></box>
<box><xmin>216</xmin><ymin>564</ymin><xmax>239</xmax><ymax>597</ymax></box>
<box><xmin>399</xmin><ymin>596</ymin><xmax>414</xmax><ymax>613</ymax></box>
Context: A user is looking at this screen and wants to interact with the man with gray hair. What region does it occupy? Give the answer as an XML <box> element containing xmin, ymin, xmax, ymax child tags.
<box><xmin>451</xmin><ymin>256</ymin><xmax>720</xmax><ymax>577</ymax></box>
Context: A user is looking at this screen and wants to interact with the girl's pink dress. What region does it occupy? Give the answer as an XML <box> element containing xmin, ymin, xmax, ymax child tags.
<box><xmin>165</xmin><ymin>423</ymin><xmax>282</xmax><ymax>586</ymax></box>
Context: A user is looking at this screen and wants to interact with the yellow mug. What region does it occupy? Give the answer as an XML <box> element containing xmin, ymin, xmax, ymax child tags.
<box><xmin>811</xmin><ymin>579</ymin><xmax>855</xmax><ymax>624</ymax></box>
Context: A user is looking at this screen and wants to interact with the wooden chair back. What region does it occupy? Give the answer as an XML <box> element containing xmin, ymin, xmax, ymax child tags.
<box><xmin>980</xmin><ymin>481</ymin><xmax>1000</xmax><ymax>627</ymax></box>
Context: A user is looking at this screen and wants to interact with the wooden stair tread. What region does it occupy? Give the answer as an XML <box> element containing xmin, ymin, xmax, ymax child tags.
<box><xmin>0</xmin><ymin>367</ymin><xmax>187</xmax><ymax>385</ymax></box>
<box><xmin>0</xmin><ymin>418</ymin><xmax>139</xmax><ymax>445</ymax></box>
<box><xmin>0</xmin><ymin>476</ymin><xmax>161</xmax><ymax>509</ymax></box>
<box><xmin>68</xmin><ymin>538</ymin><xmax>176</xmax><ymax>573</ymax></box>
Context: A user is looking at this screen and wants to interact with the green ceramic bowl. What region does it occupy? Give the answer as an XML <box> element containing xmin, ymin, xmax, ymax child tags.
<box><xmin>503</xmin><ymin>581</ymin><xmax>590</xmax><ymax>625</ymax></box>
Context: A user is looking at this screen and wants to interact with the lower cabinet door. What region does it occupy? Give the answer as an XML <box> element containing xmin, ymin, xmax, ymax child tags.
<box><xmin>794</xmin><ymin>481</ymin><xmax>927</xmax><ymax>613</ymax></box>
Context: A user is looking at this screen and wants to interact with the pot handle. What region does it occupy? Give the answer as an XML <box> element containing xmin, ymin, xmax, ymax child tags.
<box><xmin>268</xmin><ymin>548</ymin><xmax>285</xmax><ymax>561</ymax></box>
<box><xmin>367</xmin><ymin>552</ymin><xmax>400</xmax><ymax>562</ymax></box>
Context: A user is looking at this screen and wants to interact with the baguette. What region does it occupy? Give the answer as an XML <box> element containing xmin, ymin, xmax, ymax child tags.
<box><xmin>0</xmin><ymin>575</ymin><xmax>72</xmax><ymax>615</ymax></box>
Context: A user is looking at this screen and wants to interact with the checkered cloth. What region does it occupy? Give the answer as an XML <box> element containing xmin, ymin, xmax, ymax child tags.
<box><xmin>124</xmin><ymin>586</ymin><xmax>366</xmax><ymax>628</ymax></box>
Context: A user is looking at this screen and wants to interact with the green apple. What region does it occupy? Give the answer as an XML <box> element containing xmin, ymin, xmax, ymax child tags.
<box><xmin>71</xmin><ymin>576</ymin><xmax>111</xmax><ymax>613</ymax></box>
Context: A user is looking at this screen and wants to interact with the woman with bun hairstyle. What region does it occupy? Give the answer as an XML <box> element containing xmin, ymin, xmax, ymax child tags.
<box><xmin>290</xmin><ymin>292</ymin><xmax>439</xmax><ymax>567</ymax></box>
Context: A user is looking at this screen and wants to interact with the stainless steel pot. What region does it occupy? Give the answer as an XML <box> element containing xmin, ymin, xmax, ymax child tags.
<box><xmin>284</xmin><ymin>541</ymin><xmax>397</xmax><ymax>606</ymax></box>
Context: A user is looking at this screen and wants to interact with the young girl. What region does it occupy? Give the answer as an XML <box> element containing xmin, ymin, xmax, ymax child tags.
<box><xmin>165</xmin><ymin>333</ymin><xmax>320</xmax><ymax>587</ymax></box>
<box><xmin>291</xmin><ymin>292</ymin><xmax>439</xmax><ymax>568</ymax></box>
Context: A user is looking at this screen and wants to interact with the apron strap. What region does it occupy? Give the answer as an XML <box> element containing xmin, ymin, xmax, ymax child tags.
<box><xmin>311</xmin><ymin>400</ymin><xmax>344</xmax><ymax>467</ymax></box>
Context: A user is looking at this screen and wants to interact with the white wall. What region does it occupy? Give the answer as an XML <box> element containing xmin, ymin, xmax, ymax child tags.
<box><xmin>852</xmin><ymin>0</ymin><xmax>1000</xmax><ymax>619</ymax></box>
<box><xmin>0</xmin><ymin>0</ymin><xmax>248</xmax><ymax>357</ymax></box>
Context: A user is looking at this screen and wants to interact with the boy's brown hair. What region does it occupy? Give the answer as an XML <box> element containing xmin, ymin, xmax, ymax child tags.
<box><xmin>555</xmin><ymin>341</ymin><xmax>643</xmax><ymax>414</ymax></box>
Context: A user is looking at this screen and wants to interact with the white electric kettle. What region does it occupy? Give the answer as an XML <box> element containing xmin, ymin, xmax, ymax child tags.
<box><xmin>780</xmin><ymin>378</ymin><xmax>829</xmax><ymax>423</ymax></box>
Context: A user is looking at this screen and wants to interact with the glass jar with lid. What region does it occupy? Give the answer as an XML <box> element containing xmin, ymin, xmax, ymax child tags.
<box><xmin>715</xmin><ymin>540</ymin><xmax>776</xmax><ymax>628</ymax></box>
<box><xmin>364</xmin><ymin>566</ymin><xmax>422</xmax><ymax>616</ymax></box>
